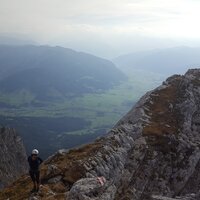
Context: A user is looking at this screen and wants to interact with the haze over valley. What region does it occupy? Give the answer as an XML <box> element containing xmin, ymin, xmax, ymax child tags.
<box><xmin>0</xmin><ymin>44</ymin><xmax>199</xmax><ymax>158</ymax></box>
<box><xmin>0</xmin><ymin>0</ymin><xmax>200</xmax><ymax>159</ymax></box>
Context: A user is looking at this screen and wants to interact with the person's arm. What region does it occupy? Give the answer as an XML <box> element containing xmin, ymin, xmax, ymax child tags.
<box><xmin>38</xmin><ymin>157</ymin><xmax>43</xmax><ymax>164</ymax></box>
<box><xmin>27</xmin><ymin>156</ymin><xmax>31</xmax><ymax>170</ymax></box>
<box><xmin>28</xmin><ymin>156</ymin><xmax>31</xmax><ymax>164</ymax></box>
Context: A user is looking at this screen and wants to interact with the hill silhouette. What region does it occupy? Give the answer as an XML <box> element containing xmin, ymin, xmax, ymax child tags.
<box><xmin>114</xmin><ymin>46</ymin><xmax>200</xmax><ymax>75</ymax></box>
<box><xmin>0</xmin><ymin>45</ymin><xmax>126</xmax><ymax>100</ymax></box>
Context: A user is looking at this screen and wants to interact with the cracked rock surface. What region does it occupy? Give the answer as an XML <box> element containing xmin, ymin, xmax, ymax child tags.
<box><xmin>0</xmin><ymin>127</ymin><xmax>28</xmax><ymax>189</ymax></box>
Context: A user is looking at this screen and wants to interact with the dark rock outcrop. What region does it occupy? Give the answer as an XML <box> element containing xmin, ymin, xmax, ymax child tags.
<box><xmin>1</xmin><ymin>69</ymin><xmax>200</xmax><ymax>200</ymax></box>
<box><xmin>0</xmin><ymin>127</ymin><xmax>28</xmax><ymax>189</ymax></box>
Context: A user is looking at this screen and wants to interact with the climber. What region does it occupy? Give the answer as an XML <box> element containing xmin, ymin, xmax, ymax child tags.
<box><xmin>28</xmin><ymin>149</ymin><xmax>43</xmax><ymax>192</ymax></box>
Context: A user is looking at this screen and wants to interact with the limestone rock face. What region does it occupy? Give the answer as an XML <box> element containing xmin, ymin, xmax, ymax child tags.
<box><xmin>2</xmin><ymin>69</ymin><xmax>200</xmax><ymax>200</ymax></box>
<box><xmin>0</xmin><ymin>127</ymin><xmax>28</xmax><ymax>189</ymax></box>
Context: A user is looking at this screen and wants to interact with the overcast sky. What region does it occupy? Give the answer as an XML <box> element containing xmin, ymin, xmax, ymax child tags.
<box><xmin>1</xmin><ymin>0</ymin><xmax>200</xmax><ymax>58</ymax></box>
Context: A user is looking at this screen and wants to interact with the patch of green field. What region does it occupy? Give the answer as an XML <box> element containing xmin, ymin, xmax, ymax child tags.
<box><xmin>0</xmin><ymin>71</ymin><xmax>165</xmax><ymax>135</ymax></box>
<box><xmin>0</xmin><ymin>89</ymin><xmax>36</xmax><ymax>106</ymax></box>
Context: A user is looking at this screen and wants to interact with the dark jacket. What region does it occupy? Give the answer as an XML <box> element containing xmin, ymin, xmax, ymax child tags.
<box><xmin>28</xmin><ymin>155</ymin><xmax>43</xmax><ymax>171</ymax></box>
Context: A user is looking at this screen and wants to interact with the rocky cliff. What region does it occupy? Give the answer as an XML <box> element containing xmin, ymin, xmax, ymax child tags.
<box><xmin>0</xmin><ymin>127</ymin><xmax>28</xmax><ymax>189</ymax></box>
<box><xmin>1</xmin><ymin>69</ymin><xmax>200</xmax><ymax>200</ymax></box>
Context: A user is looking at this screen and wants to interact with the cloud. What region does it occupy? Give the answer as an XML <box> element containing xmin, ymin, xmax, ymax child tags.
<box><xmin>1</xmin><ymin>0</ymin><xmax>200</xmax><ymax>57</ymax></box>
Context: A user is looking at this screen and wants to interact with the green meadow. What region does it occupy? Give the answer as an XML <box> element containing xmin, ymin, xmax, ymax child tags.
<box><xmin>0</xmin><ymin>70</ymin><xmax>165</xmax><ymax>135</ymax></box>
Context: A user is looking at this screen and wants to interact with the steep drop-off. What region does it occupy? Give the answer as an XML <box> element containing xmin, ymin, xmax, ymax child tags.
<box><xmin>0</xmin><ymin>127</ymin><xmax>28</xmax><ymax>189</ymax></box>
<box><xmin>1</xmin><ymin>69</ymin><xmax>200</xmax><ymax>200</ymax></box>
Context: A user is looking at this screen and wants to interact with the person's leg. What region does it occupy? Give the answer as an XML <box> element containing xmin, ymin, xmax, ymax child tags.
<box><xmin>29</xmin><ymin>171</ymin><xmax>36</xmax><ymax>191</ymax></box>
<box><xmin>35</xmin><ymin>171</ymin><xmax>40</xmax><ymax>191</ymax></box>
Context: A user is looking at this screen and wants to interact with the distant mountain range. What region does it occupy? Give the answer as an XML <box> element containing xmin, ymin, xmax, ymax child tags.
<box><xmin>0</xmin><ymin>45</ymin><xmax>126</xmax><ymax>101</ymax></box>
<box><xmin>0</xmin><ymin>45</ymin><xmax>127</xmax><ymax>158</ymax></box>
<box><xmin>113</xmin><ymin>46</ymin><xmax>200</xmax><ymax>75</ymax></box>
<box><xmin>0</xmin><ymin>35</ymin><xmax>37</xmax><ymax>46</ymax></box>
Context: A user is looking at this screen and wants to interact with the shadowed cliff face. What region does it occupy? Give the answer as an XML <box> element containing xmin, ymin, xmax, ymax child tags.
<box><xmin>0</xmin><ymin>128</ymin><xmax>28</xmax><ymax>189</ymax></box>
<box><xmin>1</xmin><ymin>69</ymin><xmax>200</xmax><ymax>200</ymax></box>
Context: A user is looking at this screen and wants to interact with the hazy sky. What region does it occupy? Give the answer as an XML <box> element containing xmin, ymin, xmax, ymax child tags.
<box><xmin>1</xmin><ymin>0</ymin><xmax>200</xmax><ymax>58</ymax></box>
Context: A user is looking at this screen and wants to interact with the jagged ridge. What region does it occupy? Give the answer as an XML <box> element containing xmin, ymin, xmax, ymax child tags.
<box><xmin>0</xmin><ymin>127</ymin><xmax>28</xmax><ymax>189</ymax></box>
<box><xmin>1</xmin><ymin>69</ymin><xmax>200</xmax><ymax>200</ymax></box>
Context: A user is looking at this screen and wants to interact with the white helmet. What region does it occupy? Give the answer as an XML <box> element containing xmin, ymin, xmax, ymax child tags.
<box><xmin>32</xmin><ymin>149</ymin><xmax>39</xmax><ymax>155</ymax></box>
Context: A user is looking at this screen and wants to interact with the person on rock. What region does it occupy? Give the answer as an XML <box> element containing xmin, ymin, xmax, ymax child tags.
<box><xmin>28</xmin><ymin>149</ymin><xmax>43</xmax><ymax>192</ymax></box>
